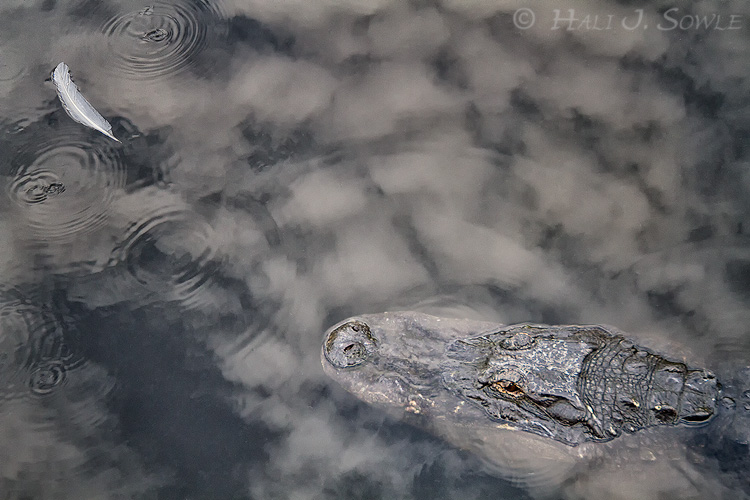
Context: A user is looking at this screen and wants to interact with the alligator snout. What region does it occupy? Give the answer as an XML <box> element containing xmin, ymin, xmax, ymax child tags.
<box><xmin>323</xmin><ymin>319</ymin><xmax>378</xmax><ymax>369</ymax></box>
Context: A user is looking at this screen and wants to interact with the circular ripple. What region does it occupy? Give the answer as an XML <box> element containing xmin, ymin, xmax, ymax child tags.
<box><xmin>0</xmin><ymin>47</ymin><xmax>26</xmax><ymax>84</ymax></box>
<box><xmin>9</xmin><ymin>170</ymin><xmax>65</xmax><ymax>204</ymax></box>
<box><xmin>0</xmin><ymin>303</ymin><xmax>38</xmax><ymax>395</ymax></box>
<box><xmin>29</xmin><ymin>361</ymin><xmax>67</xmax><ymax>396</ymax></box>
<box><xmin>0</xmin><ymin>289</ymin><xmax>83</xmax><ymax>402</ymax></box>
<box><xmin>101</xmin><ymin>0</ymin><xmax>228</xmax><ymax>80</ymax></box>
<box><xmin>113</xmin><ymin>209</ymin><xmax>218</xmax><ymax>307</ymax></box>
<box><xmin>4</xmin><ymin>124</ymin><xmax>125</xmax><ymax>241</ymax></box>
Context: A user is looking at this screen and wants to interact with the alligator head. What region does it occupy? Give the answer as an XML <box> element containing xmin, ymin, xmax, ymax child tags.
<box><xmin>443</xmin><ymin>323</ymin><xmax>718</xmax><ymax>445</ymax></box>
<box><xmin>322</xmin><ymin>312</ymin><xmax>719</xmax><ymax>447</ymax></box>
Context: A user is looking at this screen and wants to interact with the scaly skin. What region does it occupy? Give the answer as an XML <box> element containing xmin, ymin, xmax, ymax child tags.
<box><xmin>321</xmin><ymin>312</ymin><xmax>718</xmax><ymax>446</ymax></box>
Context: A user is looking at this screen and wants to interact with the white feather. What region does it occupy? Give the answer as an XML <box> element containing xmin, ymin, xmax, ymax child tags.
<box><xmin>51</xmin><ymin>62</ymin><xmax>120</xmax><ymax>143</ymax></box>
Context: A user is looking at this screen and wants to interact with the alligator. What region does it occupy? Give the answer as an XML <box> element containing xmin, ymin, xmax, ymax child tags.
<box><xmin>321</xmin><ymin>311</ymin><xmax>750</xmax><ymax>498</ymax></box>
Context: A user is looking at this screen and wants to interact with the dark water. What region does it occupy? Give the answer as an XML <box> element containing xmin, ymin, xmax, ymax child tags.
<box><xmin>0</xmin><ymin>0</ymin><xmax>749</xmax><ymax>499</ymax></box>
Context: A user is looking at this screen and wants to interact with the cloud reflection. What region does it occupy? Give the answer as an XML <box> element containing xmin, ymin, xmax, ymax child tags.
<box><xmin>0</xmin><ymin>0</ymin><xmax>748</xmax><ymax>498</ymax></box>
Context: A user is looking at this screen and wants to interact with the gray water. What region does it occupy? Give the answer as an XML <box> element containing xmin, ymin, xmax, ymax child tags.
<box><xmin>0</xmin><ymin>0</ymin><xmax>749</xmax><ymax>499</ymax></box>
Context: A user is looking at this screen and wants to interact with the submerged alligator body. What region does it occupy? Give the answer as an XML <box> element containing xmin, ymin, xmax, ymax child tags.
<box><xmin>321</xmin><ymin>312</ymin><xmax>748</xmax><ymax>497</ymax></box>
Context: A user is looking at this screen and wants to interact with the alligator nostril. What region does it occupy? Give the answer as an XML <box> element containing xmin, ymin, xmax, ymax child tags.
<box><xmin>342</xmin><ymin>343</ymin><xmax>363</xmax><ymax>357</ymax></box>
<box><xmin>324</xmin><ymin>320</ymin><xmax>377</xmax><ymax>369</ymax></box>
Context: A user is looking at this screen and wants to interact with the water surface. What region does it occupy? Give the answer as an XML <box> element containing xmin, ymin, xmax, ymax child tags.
<box><xmin>0</xmin><ymin>0</ymin><xmax>749</xmax><ymax>499</ymax></box>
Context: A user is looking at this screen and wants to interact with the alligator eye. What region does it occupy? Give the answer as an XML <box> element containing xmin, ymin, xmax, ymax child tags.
<box><xmin>493</xmin><ymin>380</ymin><xmax>524</xmax><ymax>396</ymax></box>
<box><xmin>324</xmin><ymin>320</ymin><xmax>377</xmax><ymax>369</ymax></box>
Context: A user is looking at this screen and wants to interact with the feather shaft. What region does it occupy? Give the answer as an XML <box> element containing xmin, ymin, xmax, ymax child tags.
<box><xmin>51</xmin><ymin>62</ymin><xmax>120</xmax><ymax>143</ymax></box>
